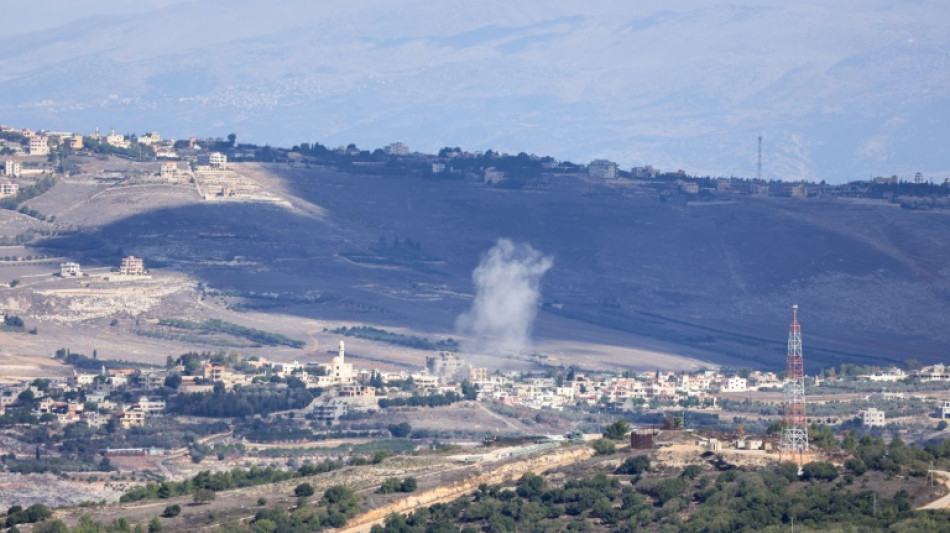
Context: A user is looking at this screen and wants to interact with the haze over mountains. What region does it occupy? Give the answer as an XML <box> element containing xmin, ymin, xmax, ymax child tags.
<box><xmin>2</xmin><ymin>0</ymin><xmax>949</xmax><ymax>183</ymax></box>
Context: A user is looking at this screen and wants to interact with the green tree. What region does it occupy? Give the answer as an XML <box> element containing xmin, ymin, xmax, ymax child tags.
<box><xmin>148</xmin><ymin>516</ymin><xmax>163</xmax><ymax>533</ymax></box>
<box><xmin>161</xmin><ymin>505</ymin><xmax>180</xmax><ymax>518</ymax></box>
<box><xmin>603</xmin><ymin>419</ymin><xmax>630</xmax><ymax>441</ymax></box>
<box><xmin>294</xmin><ymin>483</ymin><xmax>315</xmax><ymax>497</ymax></box>
<box><xmin>388</xmin><ymin>422</ymin><xmax>412</xmax><ymax>438</ymax></box>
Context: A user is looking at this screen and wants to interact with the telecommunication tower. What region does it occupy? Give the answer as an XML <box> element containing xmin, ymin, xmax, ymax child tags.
<box><xmin>757</xmin><ymin>136</ymin><xmax>763</xmax><ymax>181</ymax></box>
<box><xmin>780</xmin><ymin>304</ymin><xmax>808</xmax><ymax>464</ymax></box>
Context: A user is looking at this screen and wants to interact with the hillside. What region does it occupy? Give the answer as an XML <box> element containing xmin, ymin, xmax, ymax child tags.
<box><xmin>3</xmin><ymin>156</ymin><xmax>947</xmax><ymax>372</ymax></box>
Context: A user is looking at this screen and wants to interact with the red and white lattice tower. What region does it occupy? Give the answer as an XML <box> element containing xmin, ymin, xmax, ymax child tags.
<box><xmin>780</xmin><ymin>304</ymin><xmax>808</xmax><ymax>464</ymax></box>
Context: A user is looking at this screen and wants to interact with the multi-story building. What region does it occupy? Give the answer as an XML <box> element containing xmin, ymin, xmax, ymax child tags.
<box><xmin>119</xmin><ymin>256</ymin><xmax>145</xmax><ymax>276</ymax></box>
<box><xmin>160</xmin><ymin>162</ymin><xmax>180</xmax><ymax>181</ymax></box>
<box><xmin>385</xmin><ymin>142</ymin><xmax>410</xmax><ymax>155</ymax></box>
<box><xmin>589</xmin><ymin>159</ymin><xmax>618</xmax><ymax>179</ymax></box>
<box><xmin>861</xmin><ymin>407</ymin><xmax>886</xmax><ymax>428</ymax></box>
<box><xmin>209</xmin><ymin>152</ymin><xmax>228</xmax><ymax>169</ymax></box>
<box><xmin>28</xmin><ymin>136</ymin><xmax>49</xmax><ymax>156</ymax></box>
<box><xmin>4</xmin><ymin>160</ymin><xmax>21</xmax><ymax>177</ymax></box>
<box><xmin>0</xmin><ymin>183</ymin><xmax>18</xmax><ymax>197</ymax></box>
<box><xmin>631</xmin><ymin>165</ymin><xmax>659</xmax><ymax>178</ymax></box>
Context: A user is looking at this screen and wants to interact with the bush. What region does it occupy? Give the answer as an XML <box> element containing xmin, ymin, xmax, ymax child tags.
<box><xmin>938</xmin><ymin>420</ymin><xmax>948</xmax><ymax>431</ymax></box>
<box><xmin>616</xmin><ymin>455</ymin><xmax>651</xmax><ymax>475</ymax></box>
<box><xmin>295</xmin><ymin>483</ymin><xmax>315</xmax><ymax>497</ymax></box>
<box><xmin>801</xmin><ymin>461</ymin><xmax>839</xmax><ymax>482</ymax></box>
<box><xmin>193</xmin><ymin>489</ymin><xmax>215</xmax><ymax>504</ymax></box>
<box><xmin>388</xmin><ymin>422</ymin><xmax>412</xmax><ymax>438</ymax></box>
<box><xmin>161</xmin><ymin>504</ymin><xmax>181</xmax><ymax>517</ymax></box>
<box><xmin>591</xmin><ymin>438</ymin><xmax>616</xmax><ymax>456</ymax></box>
<box><xmin>257</xmin><ymin>497</ymin><xmax>267</xmax><ymax>506</ymax></box>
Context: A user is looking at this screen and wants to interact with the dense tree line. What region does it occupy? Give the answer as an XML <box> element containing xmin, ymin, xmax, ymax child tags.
<box><xmin>158</xmin><ymin>319</ymin><xmax>305</xmax><ymax>348</ymax></box>
<box><xmin>164</xmin><ymin>386</ymin><xmax>320</xmax><ymax>418</ymax></box>
<box><xmin>378</xmin><ymin>392</ymin><xmax>461</xmax><ymax>409</ymax></box>
<box><xmin>332</xmin><ymin>326</ymin><xmax>458</xmax><ymax>352</ymax></box>
<box><xmin>120</xmin><ymin>461</ymin><xmax>343</xmax><ymax>503</ymax></box>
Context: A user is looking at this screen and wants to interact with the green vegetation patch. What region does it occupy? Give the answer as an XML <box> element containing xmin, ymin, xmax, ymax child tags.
<box><xmin>156</xmin><ymin>318</ymin><xmax>305</xmax><ymax>348</ymax></box>
<box><xmin>332</xmin><ymin>325</ymin><xmax>458</xmax><ymax>351</ymax></box>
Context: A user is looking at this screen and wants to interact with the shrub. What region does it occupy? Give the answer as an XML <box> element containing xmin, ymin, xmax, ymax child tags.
<box><xmin>801</xmin><ymin>461</ymin><xmax>839</xmax><ymax>482</ymax></box>
<box><xmin>193</xmin><ymin>489</ymin><xmax>215</xmax><ymax>504</ymax></box>
<box><xmin>616</xmin><ymin>455</ymin><xmax>651</xmax><ymax>475</ymax></box>
<box><xmin>161</xmin><ymin>504</ymin><xmax>181</xmax><ymax>518</ymax></box>
<box><xmin>591</xmin><ymin>438</ymin><xmax>616</xmax><ymax>456</ymax></box>
<box><xmin>295</xmin><ymin>483</ymin><xmax>315</xmax><ymax>497</ymax></box>
<box><xmin>603</xmin><ymin>419</ymin><xmax>630</xmax><ymax>441</ymax></box>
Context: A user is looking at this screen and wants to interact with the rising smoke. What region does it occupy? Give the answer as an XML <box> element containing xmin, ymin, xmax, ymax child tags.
<box><xmin>455</xmin><ymin>238</ymin><xmax>553</xmax><ymax>355</ymax></box>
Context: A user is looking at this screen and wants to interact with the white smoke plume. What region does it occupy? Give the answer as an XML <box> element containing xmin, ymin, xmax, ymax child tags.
<box><xmin>455</xmin><ymin>238</ymin><xmax>553</xmax><ymax>355</ymax></box>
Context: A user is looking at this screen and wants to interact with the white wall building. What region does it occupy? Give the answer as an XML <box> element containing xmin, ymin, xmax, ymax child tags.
<box><xmin>589</xmin><ymin>159</ymin><xmax>618</xmax><ymax>179</ymax></box>
<box><xmin>861</xmin><ymin>407</ymin><xmax>886</xmax><ymax>427</ymax></box>
<box><xmin>60</xmin><ymin>262</ymin><xmax>82</xmax><ymax>277</ymax></box>
<box><xmin>4</xmin><ymin>160</ymin><xmax>21</xmax><ymax>177</ymax></box>
<box><xmin>28</xmin><ymin>136</ymin><xmax>49</xmax><ymax>156</ymax></box>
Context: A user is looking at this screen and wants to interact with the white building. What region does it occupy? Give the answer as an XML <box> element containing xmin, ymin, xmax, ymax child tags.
<box><xmin>0</xmin><ymin>183</ymin><xmax>19</xmax><ymax>197</ymax></box>
<box><xmin>138</xmin><ymin>132</ymin><xmax>161</xmax><ymax>146</ymax></box>
<box><xmin>861</xmin><ymin>407</ymin><xmax>886</xmax><ymax>428</ymax></box>
<box><xmin>106</xmin><ymin>129</ymin><xmax>130</xmax><ymax>149</ymax></box>
<box><xmin>60</xmin><ymin>262</ymin><xmax>82</xmax><ymax>277</ymax></box>
<box><xmin>28</xmin><ymin>136</ymin><xmax>49</xmax><ymax>156</ymax></box>
<box><xmin>631</xmin><ymin>165</ymin><xmax>659</xmax><ymax>178</ymax></box>
<box><xmin>721</xmin><ymin>376</ymin><xmax>747</xmax><ymax>392</ymax></box>
<box><xmin>589</xmin><ymin>159</ymin><xmax>618</xmax><ymax>179</ymax></box>
<box><xmin>209</xmin><ymin>152</ymin><xmax>227</xmax><ymax>169</ymax></box>
<box><xmin>385</xmin><ymin>142</ymin><xmax>410</xmax><ymax>155</ymax></box>
<box><xmin>4</xmin><ymin>160</ymin><xmax>21</xmax><ymax>177</ymax></box>
<box><xmin>328</xmin><ymin>340</ymin><xmax>354</xmax><ymax>383</ymax></box>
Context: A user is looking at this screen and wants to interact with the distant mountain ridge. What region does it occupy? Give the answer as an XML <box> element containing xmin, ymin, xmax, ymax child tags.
<box><xmin>1</xmin><ymin>0</ymin><xmax>948</xmax><ymax>182</ymax></box>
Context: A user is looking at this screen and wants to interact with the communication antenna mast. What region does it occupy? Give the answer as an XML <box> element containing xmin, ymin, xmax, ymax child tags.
<box><xmin>757</xmin><ymin>136</ymin><xmax>763</xmax><ymax>181</ymax></box>
<box><xmin>780</xmin><ymin>305</ymin><xmax>808</xmax><ymax>465</ymax></box>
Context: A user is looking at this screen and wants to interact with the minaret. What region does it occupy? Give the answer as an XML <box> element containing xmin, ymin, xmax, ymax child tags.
<box><xmin>338</xmin><ymin>340</ymin><xmax>345</xmax><ymax>363</ymax></box>
<box><xmin>780</xmin><ymin>305</ymin><xmax>808</xmax><ymax>465</ymax></box>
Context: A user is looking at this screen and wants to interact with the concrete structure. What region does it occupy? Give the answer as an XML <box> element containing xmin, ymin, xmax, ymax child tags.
<box><xmin>209</xmin><ymin>152</ymin><xmax>228</xmax><ymax>169</ymax></box>
<box><xmin>680</xmin><ymin>182</ymin><xmax>699</xmax><ymax>194</ymax></box>
<box><xmin>28</xmin><ymin>136</ymin><xmax>49</xmax><ymax>156</ymax></box>
<box><xmin>60</xmin><ymin>262</ymin><xmax>82</xmax><ymax>277</ymax></box>
<box><xmin>484</xmin><ymin>167</ymin><xmax>505</xmax><ymax>184</ymax></box>
<box><xmin>631</xmin><ymin>165</ymin><xmax>659</xmax><ymax>178</ymax></box>
<box><xmin>160</xmin><ymin>162</ymin><xmax>180</xmax><ymax>181</ymax></box>
<box><xmin>589</xmin><ymin>159</ymin><xmax>618</xmax><ymax>179</ymax></box>
<box><xmin>426</xmin><ymin>351</ymin><xmax>466</xmax><ymax>381</ymax></box>
<box><xmin>0</xmin><ymin>183</ymin><xmax>18</xmax><ymax>197</ymax></box>
<box><xmin>106</xmin><ymin>129</ymin><xmax>129</xmax><ymax>149</ymax></box>
<box><xmin>4</xmin><ymin>160</ymin><xmax>21</xmax><ymax>177</ymax></box>
<box><xmin>385</xmin><ymin>142</ymin><xmax>410</xmax><ymax>155</ymax></box>
<box><xmin>119</xmin><ymin>256</ymin><xmax>145</xmax><ymax>276</ymax></box>
<box><xmin>940</xmin><ymin>401</ymin><xmax>950</xmax><ymax>419</ymax></box>
<box><xmin>329</xmin><ymin>341</ymin><xmax>354</xmax><ymax>383</ymax></box>
<box><xmin>431</xmin><ymin>162</ymin><xmax>446</xmax><ymax>174</ymax></box>
<box><xmin>789</xmin><ymin>183</ymin><xmax>808</xmax><ymax>198</ymax></box>
<box><xmin>861</xmin><ymin>407</ymin><xmax>886</xmax><ymax>428</ymax></box>
<box><xmin>722</xmin><ymin>376</ymin><xmax>747</xmax><ymax>392</ymax></box>
<box><xmin>138</xmin><ymin>132</ymin><xmax>161</xmax><ymax>146</ymax></box>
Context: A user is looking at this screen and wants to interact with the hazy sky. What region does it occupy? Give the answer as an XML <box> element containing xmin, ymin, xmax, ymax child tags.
<box><xmin>12</xmin><ymin>0</ymin><xmax>187</xmax><ymax>34</ymax></box>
